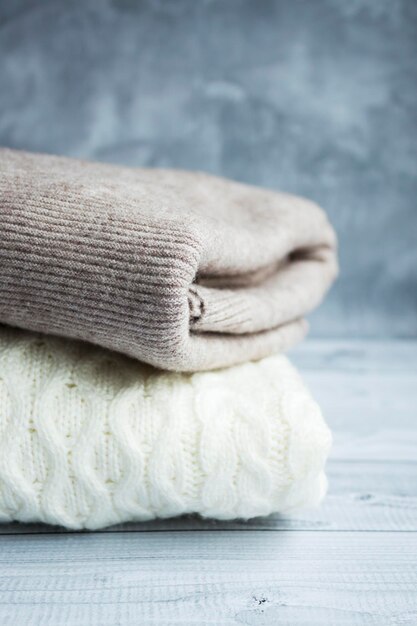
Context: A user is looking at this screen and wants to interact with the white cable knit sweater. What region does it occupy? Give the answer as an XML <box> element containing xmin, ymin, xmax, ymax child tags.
<box><xmin>0</xmin><ymin>326</ymin><xmax>331</xmax><ymax>530</ymax></box>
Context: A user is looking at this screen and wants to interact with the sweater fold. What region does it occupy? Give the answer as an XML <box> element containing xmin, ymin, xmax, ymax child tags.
<box><xmin>0</xmin><ymin>148</ymin><xmax>338</xmax><ymax>371</ymax></box>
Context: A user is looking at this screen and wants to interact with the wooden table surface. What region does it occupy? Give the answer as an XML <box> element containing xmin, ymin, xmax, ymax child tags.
<box><xmin>1</xmin><ymin>340</ymin><xmax>416</xmax><ymax>625</ymax></box>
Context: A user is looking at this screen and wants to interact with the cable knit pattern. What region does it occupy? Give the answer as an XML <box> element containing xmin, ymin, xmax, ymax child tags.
<box><xmin>0</xmin><ymin>326</ymin><xmax>331</xmax><ymax>530</ymax></box>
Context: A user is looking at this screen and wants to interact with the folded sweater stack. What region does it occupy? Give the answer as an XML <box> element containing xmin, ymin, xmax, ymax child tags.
<box><xmin>0</xmin><ymin>148</ymin><xmax>337</xmax><ymax>529</ymax></box>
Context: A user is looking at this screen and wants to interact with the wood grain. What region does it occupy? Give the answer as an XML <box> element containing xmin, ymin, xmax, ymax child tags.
<box><xmin>1</xmin><ymin>340</ymin><xmax>416</xmax><ymax>625</ymax></box>
<box><xmin>0</xmin><ymin>532</ymin><xmax>416</xmax><ymax>625</ymax></box>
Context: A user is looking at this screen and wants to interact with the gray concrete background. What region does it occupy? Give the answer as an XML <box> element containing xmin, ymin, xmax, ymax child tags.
<box><xmin>0</xmin><ymin>0</ymin><xmax>416</xmax><ymax>337</ymax></box>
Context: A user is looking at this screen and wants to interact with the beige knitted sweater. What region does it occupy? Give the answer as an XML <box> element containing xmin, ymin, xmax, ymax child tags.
<box><xmin>0</xmin><ymin>148</ymin><xmax>338</xmax><ymax>371</ymax></box>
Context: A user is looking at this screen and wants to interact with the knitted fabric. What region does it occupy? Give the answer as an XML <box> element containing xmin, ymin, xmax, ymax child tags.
<box><xmin>0</xmin><ymin>148</ymin><xmax>338</xmax><ymax>371</ymax></box>
<box><xmin>0</xmin><ymin>326</ymin><xmax>331</xmax><ymax>530</ymax></box>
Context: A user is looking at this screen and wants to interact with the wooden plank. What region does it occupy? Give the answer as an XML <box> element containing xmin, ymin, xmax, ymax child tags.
<box><xmin>291</xmin><ymin>339</ymin><xmax>417</xmax><ymax>373</ymax></box>
<box><xmin>0</xmin><ymin>531</ymin><xmax>416</xmax><ymax>625</ymax></box>
<box><xmin>291</xmin><ymin>340</ymin><xmax>417</xmax><ymax>462</ymax></box>
<box><xmin>305</xmin><ymin>369</ymin><xmax>417</xmax><ymax>460</ymax></box>
<box><xmin>1</xmin><ymin>459</ymin><xmax>416</xmax><ymax>534</ymax></box>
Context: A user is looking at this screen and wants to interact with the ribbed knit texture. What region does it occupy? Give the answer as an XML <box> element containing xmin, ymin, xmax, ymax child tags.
<box><xmin>0</xmin><ymin>148</ymin><xmax>338</xmax><ymax>371</ymax></box>
<box><xmin>0</xmin><ymin>326</ymin><xmax>331</xmax><ymax>530</ymax></box>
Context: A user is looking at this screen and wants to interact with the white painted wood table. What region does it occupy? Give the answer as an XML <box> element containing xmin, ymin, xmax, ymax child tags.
<box><xmin>1</xmin><ymin>340</ymin><xmax>416</xmax><ymax>625</ymax></box>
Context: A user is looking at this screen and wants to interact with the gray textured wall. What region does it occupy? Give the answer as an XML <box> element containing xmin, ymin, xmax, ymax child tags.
<box><xmin>0</xmin><ymin>0</ymin><xmax>416</xmax><ymax>337</ymax></box>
